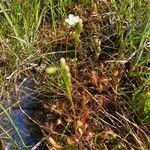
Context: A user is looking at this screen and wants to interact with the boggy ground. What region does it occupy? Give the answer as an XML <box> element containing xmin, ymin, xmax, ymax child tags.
<box><xmin>27</xmin><ymin>25</ymin><xmax>150</xmax><ymax>149</ymax></box>
<box><xmin>0</xmin><ymin>0</ymin><xmax>150</xmax><ymax>150</ymax></box>
<box><xmin>37</xmin><ymin>50</ymin><xmax>150</xmax><ymax>150</ymax></box>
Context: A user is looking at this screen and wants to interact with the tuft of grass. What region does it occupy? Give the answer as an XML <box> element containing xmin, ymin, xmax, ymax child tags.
<box><xmin>0</xmin><ymin>0</ymin><xmax>44</xmax><ymax>54</ymax></box>
<box><xmin>108</xmin><ymin>0</ymin><xmax>150</xmax><ymax>124</ymax></box>
<box><xmin>48</xmin><ymin>0</ymin><xmax>72</xmax><ymax>32</ymax></box>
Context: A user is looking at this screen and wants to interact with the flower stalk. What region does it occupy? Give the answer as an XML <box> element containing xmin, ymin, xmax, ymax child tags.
<box><xmin>65</xmin><ymin>14</ymin><xmax>83</xmax><ymax>62</ymax></box>
<box><xmin>60</xmin><ymin>58</ymin><xmax>75</xmax><ymax>115</ymax></box>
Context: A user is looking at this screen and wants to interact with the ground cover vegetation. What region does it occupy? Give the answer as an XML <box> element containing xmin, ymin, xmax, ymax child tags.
<box><xmin>0</xmin><ymin>0</ymin><xmax>150</xmax><ymax>149</ymax></box>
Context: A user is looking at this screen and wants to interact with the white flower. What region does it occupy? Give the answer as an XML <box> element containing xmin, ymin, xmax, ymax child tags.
<box><xmin>65</xmin><ymin>14</ymin><xmax>82</xmax><ymax>26</ymax></box>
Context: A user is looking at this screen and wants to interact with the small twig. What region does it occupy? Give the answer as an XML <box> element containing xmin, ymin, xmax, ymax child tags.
<box><xmin>105</xmin><ymin>49</ymin><xmax>140</xmax><ymax>64</ymax></box>
<box><xmin>116</xmin><ymin>112</ymin><xmax>150</xmax><ymax>143</ymax></box>
<box><xmin>31</xmin><ymin>134</ymin><xmax>50</xmax><ymax>150</ymax></box>
<box><xmin>6</xmin><ymin>70</ymin><xmax>17</xmax><ymax>80</ymax></box>
<box><xmin>19</xmin><ymin>105</ymin><xmax>49</xmax><ymax>131</ymax></box>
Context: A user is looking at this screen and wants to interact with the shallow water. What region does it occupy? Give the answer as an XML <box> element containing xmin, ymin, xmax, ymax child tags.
<box><xmin>0</xmin><ymin>75</ymin><xmax>48</xmax><ymax>150</ymax></box>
